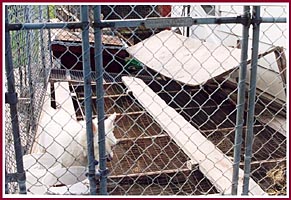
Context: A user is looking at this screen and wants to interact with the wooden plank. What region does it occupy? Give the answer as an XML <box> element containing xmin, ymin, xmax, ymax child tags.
<box><xmin>117</xmin><ymin>133</ymin><xmax>168</xmax><ymax>143</ymax></box>
<box><xmin>126</xmin><ymin>30</ymin><xmax>242</xmax><ymax>86</ymax></box>
<box><xmin>122</xmin><ymin>76</ymin><xmax>266</xmax><ymax>195</ymax></box>
<box><xmin>127</xmin><ymin>30</ymin><xmax>286</xmax><ymax>103</ymax></box>
<box><xmin>52</xmin><ymin>29</ymin><xmax>123</xmax><ymax>46</ymax></box>
<box><xmin>54</xmin><ymin>81</ymin><xmax>76</xmax><ymax>119</ymax></box>
<box><xmin>257</xmin><ymin>113</ymin><xmax>286</xmax><ymax>137</ymax></box>
<box><xmin>109</xmin><ymin>167</ymin><xmax>191</xmax><ymax>179</ymax></box>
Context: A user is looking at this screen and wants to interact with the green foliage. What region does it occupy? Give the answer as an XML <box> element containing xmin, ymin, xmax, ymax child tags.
<box><xmin>48</xmin><ymin>5</ymin><xmax>56</xmax><ymax>19</ymax></box>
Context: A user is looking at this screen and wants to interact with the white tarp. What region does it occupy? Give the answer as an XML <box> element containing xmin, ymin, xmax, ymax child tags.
<box><xmin>126</xmin><ymin>30</ymin><xmax>244</xmax><ymax>86</ymax></box>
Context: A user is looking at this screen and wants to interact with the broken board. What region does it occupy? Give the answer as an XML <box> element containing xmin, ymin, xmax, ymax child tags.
<box><xmin>126</xmin><ymin>30</ymin><xmax>243</xmax><ymax>86</ymax></box>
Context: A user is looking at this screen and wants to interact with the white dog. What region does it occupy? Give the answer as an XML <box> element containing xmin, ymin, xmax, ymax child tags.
<box><xmin>60</xmin><ymin>112</ymin><xmax>117</xmax><ymax>168</ymax></box>
<box><xmin>35</xmin><ymin>107</ymin><xmax>117</xmax><ymax>168</ymax></box>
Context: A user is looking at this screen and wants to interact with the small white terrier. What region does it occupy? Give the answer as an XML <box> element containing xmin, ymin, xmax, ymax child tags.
<box><xmin>60</xmin><ymin>112</ymin><xmax>117</xmax><ymax>167</ymax></box>
<box><xmin>35</xmin><ymin>108</ymin><xmax>117</xmax><ymax>168</ymax></box>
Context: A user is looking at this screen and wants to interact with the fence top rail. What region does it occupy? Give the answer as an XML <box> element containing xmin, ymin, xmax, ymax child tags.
<box><xmin>6</xmin><ymin>16</ymin><xmax>286</xmax><ymax>31</ymax></box>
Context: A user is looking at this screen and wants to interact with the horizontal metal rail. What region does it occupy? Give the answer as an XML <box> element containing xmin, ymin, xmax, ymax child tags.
<box><xmin>7</xmin><ymin>16</ymin><xmax>286</xmax><ymax>31</ymax></box>
<box><xmin>95</xmin><ymin>16</ymin><xmax>287</xmax><ymax>28</ymax></box>
<box><xmin>7</xmin><ymin>22</ymin><xmax>85</xmax><ymax>30</ymax></box>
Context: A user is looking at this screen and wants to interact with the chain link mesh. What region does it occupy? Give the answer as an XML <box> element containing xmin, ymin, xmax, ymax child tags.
<box><xmin>5</xmin><ymin>4</ymin><xmax>287</xmax><ymax>196</ymax></box>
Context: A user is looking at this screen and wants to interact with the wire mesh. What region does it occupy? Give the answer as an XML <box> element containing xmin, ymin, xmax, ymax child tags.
<box><xmin>4</xmin><ymin>4</ymin><xmax>287</xmax><ymax>196</ymax></box>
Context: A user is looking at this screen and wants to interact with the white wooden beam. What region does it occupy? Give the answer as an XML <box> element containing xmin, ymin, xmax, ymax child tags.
<box><xmin>122</xmin><ymin>76</ymin><xmax>266</xmax><ymax>196</ymax></box>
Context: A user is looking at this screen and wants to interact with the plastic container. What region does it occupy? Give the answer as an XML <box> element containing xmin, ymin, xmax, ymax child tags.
<box><xmin>23</xmin><ymin>153</ymin><xmax>61</xmax><ymax>194</ymax></box>
<box><xmin>42</xmin><ymin>166</ymin><xmax>87</xmax><ymax>186</ymax></box>
<box><xmin>42</xmin><ymin>166</ymin><xmax>88</xmax><ymax>195</ymax></box>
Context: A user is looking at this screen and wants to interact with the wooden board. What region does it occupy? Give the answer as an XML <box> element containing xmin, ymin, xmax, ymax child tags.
<box><xmin>257</xmin><ymin>113</ymin><xmax>286</xmax><ymax>137</ymax></box>
<box><xmin>122</xmin><ymin>76</ymin><xmax>266</xmax><ymax>195</ymax></box>
<box><xmin>52</xmin><ymin>29</ymin><xmax>123</xmax><ymax>46</ymax></box>
<box><xmin>126</xmin><ymin>30</ymin><xmax>242</xmax><ymax>86</ymax></box>
<box><xmin>127</xmin><ymin>30</ymin><xmax>286</xmax><ymax>103</ymax></box>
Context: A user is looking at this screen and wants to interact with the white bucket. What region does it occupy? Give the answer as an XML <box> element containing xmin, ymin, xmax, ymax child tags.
<box><xmin>23</xmin><ymin>153</ymin><xmax>60</xmax><ymax>170</ymax></box>
<box><xmin>42</xmin><ymin>166</ymin><xmax>88</xmax><ymax>195</ymax></box>
<box><xmin>23</xmin><ymin>153</ymin><xmax>88</xmax><ymax>195</ymax></box>
<box><xmin>47</xmin><ymin>182</ymin><xmax>89</xmax><ymax>195</ymax></box>
<box><xmin>42</xmin><ymin>166</ymin><xmax>87</xmax><ymax>186</ymax></box>
<box><xmin>23</xmin><ymin>153</ymin><xmax>61</xmax><ymax>194</ymax></box>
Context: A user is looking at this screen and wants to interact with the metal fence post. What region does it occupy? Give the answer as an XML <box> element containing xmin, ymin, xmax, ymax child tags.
<box><xmin>25</xmin><ymin>6</ymin><xmax>37</xmax><ymax>155</ymax></box>
<box><xmin>242</xmin><ymin>6</ymin><xmax>261</xmax><ymax>195</ymax></box>
<box><xmin>47</xmin><ymin>5</ymin><xmax>53</xmax><ymax>71</ymax></box>
<box><xmin>81</xmin><ymin>5</ymin><xmax>97</xmax><ymax>195</ymax></box>
<box><xmin>5</xmin><ymin>169</ymin><xmax>9</xmax><ymax>194</ymax></box>
<box><xmin>93</xmin><ymin>5</ymin><xmax>108</xmax><ymax>195</ymax></box>
<box><xmin>231</xmin><ymin>6</ymin><xmax>251</xmax><ymax>195</ymax></box>
<box><xmin>5</xmin><ymin>6</ymin><xmax>27</xmax><ymax>195</ymax></box>
<box><xmin>39</xmin><ymin>6</ymin><xmax>47</xmax><ymax>87</ymax></box>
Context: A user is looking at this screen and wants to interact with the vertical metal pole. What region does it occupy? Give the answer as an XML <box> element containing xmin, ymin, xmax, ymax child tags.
<box><xmin>93</xmin><ymin>5</ymin><xmax>108</xmax><ymax>195</ymax></box>
<box><xmin>14</xmin><ymin>7</ymin><xmax>24</xmax><ymax>96</ymax></box>
<box><xmin>5</xmin><ymin>168</ymin><xmax>9</xmax><ymax>194</ymax></box>
<box><xmin>25</xmin><ymin>6</ymin><xmax>32</xmax><ymax>90</ymax></box>
<box><xmin>231</xmin><ymin>6</ymin><xmax>250</xmax><ymax>195</ymax></box>
<box><xmin>5</xmin><ymin>6</ymin><xmax>27</xmax><ymax>194</ymax></box>
<box><xmin>242</xmin><ymin>6</ymin><xmax>261</xmax><ymax>195</ymax></box>
<box><xmin>39</xmin><ymin>5</ymin><xmax>47</xmax><ymax>87</ymax></box>
<box><xmin>186</xmin><ymin>5</ymin><xmax>190</xmax><ymax>37</ymax></box>
<box><xmin>81</xmin><ymin>5</ymin><xmax>97</xmax><ymax>195</ymax></box>
<box><xmin>50</xmin><ymin>82</ymin><xmax>56</xmax><ymax>109</ymax></box>
<box><xmin>47</xmin><ymin>5</ymin><xmax>53</xmax><ymax>71</ymax></box>
<box><xmin>25</xmin><ymin>6</ymin><xmax>36</xmax><ymax>152</ymax></box>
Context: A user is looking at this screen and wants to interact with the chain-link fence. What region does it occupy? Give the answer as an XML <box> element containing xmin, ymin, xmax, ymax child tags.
<box><xmin>4</xmin><ymin>4</ymin><xmax>287</xmax><ymax>196</ymax></box>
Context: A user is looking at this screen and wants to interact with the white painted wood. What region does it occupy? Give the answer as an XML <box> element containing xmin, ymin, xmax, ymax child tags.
<box><xmin>122</xmin><ymin>76</ymin><xmax>267</xmax><ymax>196</ymax></box>
<box><xmin>127</xmin><ymin>30</ymin><xmax>286</xmax><ymax>104</ymax></box>
<box><xmin>126</xmin><ymin>30</ymin><xmax>243</xmax><ymax>86</ymax></box>
<box><xmin>54</xmin><ymin>81</ymin><xmax>77</xmax><ymax>119</ymax></box>
<box><xmin>229</xmin><ymin>50</ymin><xmax>286</xmax><ymax>103</ymax></box>
<box><xmin>23</xmin><ymin>153</ymin><xmax>62</xmax><ymax>195</ymax></box>
<box><xmin>257</xmin><ymin>113</ymin><xmax>286</xmax><ymax>137</ymax></box>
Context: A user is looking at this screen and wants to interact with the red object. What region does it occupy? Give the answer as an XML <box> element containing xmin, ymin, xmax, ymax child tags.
<box><xmin>159</xmin><ymin>5</ymin><xmax>172</xmax><ymax>30</ymax></box>
<box><xmin>159</xmin><ymin>5</ymin><xmax>172</xmax><ymax>17</ymax></box>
